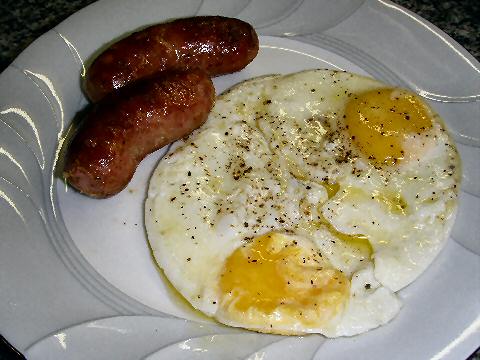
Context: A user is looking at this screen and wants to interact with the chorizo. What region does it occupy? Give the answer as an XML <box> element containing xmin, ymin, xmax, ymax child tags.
<box><xmin>85</xmin><ymin>16</ymin><xmax>258</xmax><ymax>102</ymax></box>
<box><xmin>64</xmin><ymin>70</ymin><xmax>215</xmax><ymax>198</ymax></box>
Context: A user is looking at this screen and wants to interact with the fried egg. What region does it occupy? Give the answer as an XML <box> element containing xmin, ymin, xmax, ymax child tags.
<box><xmin>145</xmin><ymin>70</ymin><xmax>460</xmax><ymax>336</ymax></box>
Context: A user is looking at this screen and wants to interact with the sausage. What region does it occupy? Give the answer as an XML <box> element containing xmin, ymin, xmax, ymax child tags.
<box><xmin>64</xmin><ymin>70</ymin><xmax>215</xmax><ymax>198</ymax></box>
<box><xmin>85</xmin><ymin>16</ymin><xmax>259</xmax><ymax>102</ymax></box>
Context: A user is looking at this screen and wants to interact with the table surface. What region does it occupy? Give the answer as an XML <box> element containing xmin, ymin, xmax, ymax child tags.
<box><xmin>0</xmin><ymin>0</ymin><xmax>478</xmax><ymax>359</ymax></box>
<box><xmin>0</xmin><ymin>0</ymin><xmax>478</xmax><ymax>71</ymax></box>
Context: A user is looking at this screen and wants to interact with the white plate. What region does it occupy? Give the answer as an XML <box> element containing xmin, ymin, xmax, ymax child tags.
<box><xmin>1</xmin><ymin>1</ymin><xmax>479</xmax><ymax>359</ymax></box>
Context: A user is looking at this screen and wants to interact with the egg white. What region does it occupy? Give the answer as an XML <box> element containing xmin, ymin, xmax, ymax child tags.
<box><xmin>145</xmin><ymin>70</ymin><xmax>460</xmax><ymax>336</ymax></box>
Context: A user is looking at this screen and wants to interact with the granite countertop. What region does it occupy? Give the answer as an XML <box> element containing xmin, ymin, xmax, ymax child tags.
<box><xmin>0</xmin><ymin>0</ymin><xmax>478</xmax><ymax>359</ymax></box>
<box><xmin>0</xmin><ymin>0</ymin><xmax>478</xmax><ymax>70</ymax></box>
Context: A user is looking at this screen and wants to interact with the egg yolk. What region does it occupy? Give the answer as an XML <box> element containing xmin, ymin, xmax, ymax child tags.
<box><xmin>219</xmin><ymin>232</ymin><xmax>349</xmax><ymax>328</ymax></box>
<box><xmin>345</xmin><ymin>88</ymin><xmax>432</xmax><ymax>165</ymax></box>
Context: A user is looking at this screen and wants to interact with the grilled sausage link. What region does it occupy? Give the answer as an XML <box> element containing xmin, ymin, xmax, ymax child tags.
<box><xmin>64</xmin><ymin>71</ymin><xmax>215</xmax><ymax>198</ymax></box>
<box><xmin>85</xmin><ymin>16</ymin><xmax>258</xmax><ymax>102</ymax></box>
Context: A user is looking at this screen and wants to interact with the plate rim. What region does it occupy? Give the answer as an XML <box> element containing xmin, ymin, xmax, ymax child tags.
<box><xmin>1</xmin><ymin>0</ymin><xmax>479</xmax><ymax>359</ymax></box>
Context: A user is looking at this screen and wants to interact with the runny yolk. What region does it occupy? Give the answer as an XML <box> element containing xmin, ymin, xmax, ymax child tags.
<box><xmin>219</xmin><ymin>232</ymin><xmax>349</xmax><ymax>327</ymax></box>
<box><xmin>345</xmin><ymin>88</ymin><xmax>432</xmax><ymax>165</ymax></box>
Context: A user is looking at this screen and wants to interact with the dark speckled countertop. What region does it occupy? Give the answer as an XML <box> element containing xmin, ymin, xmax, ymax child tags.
<box><xmin>0</xmin><ymin>0</ymin><xmax>478</xmax><ymax>359</ymax></box>
<box><xmin>0</xmin><ymin>0</ymin><xmax>478</xmax><ymax>71</ymax></box>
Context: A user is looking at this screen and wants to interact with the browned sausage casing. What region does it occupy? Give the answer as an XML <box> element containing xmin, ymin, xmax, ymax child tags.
<box><xmin>85</xmin><ymin>16</ymin><xmax>258</xmax><ymax>102</ymax></box>
<box><xmin>64</xmin><ymin>71</ymin><xmax>215</xmax><ymax>198</ymax></box>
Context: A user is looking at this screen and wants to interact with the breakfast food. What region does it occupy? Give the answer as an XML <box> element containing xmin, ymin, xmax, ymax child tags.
<box><xmin>64</xmin><ymin>70</ymin><xmax>215</xmax><ymax>198</ymax></box>
<box><xmin>65</xmin><ymin>16</ymin><xmax>258</xmax><ymax>197</ymax></box>
<box><xmin>145</xmin><ymin>70</ymin><xmax>460</xmax><ymax>336</ymax></box>
<box><xmin>85</xmin><ymin>16</ymin><xmax>259</xmax><ymax>102</ymax></box>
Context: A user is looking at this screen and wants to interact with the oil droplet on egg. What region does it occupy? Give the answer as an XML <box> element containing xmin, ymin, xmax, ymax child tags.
<box><xmin>372</xmin><ymin>190</ymin><xmax>408</xmax><ymax>215</ymax></box>
<box><xmin>218</xmin><ymin>232</ymin><xmax>349</xmax><ymax>329</ymax></box>
<box><xmin>321</xmin><ymin>182</ymin><xmax>340</xmax><ymax>199</ymax></box>
<box><xmin>345</xmin><ymin>88</ymin><xmax>432</xmax><ymax>165</ymax></box>
<box><xmin>306</xmin><ymin>212</ymin><xmax>373</xmax><ymax>260</ymax></box>
<box><xmin>322</xmin><ymin>221</ymin><xmax>372</xmax><ymax>258</ymax></box>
